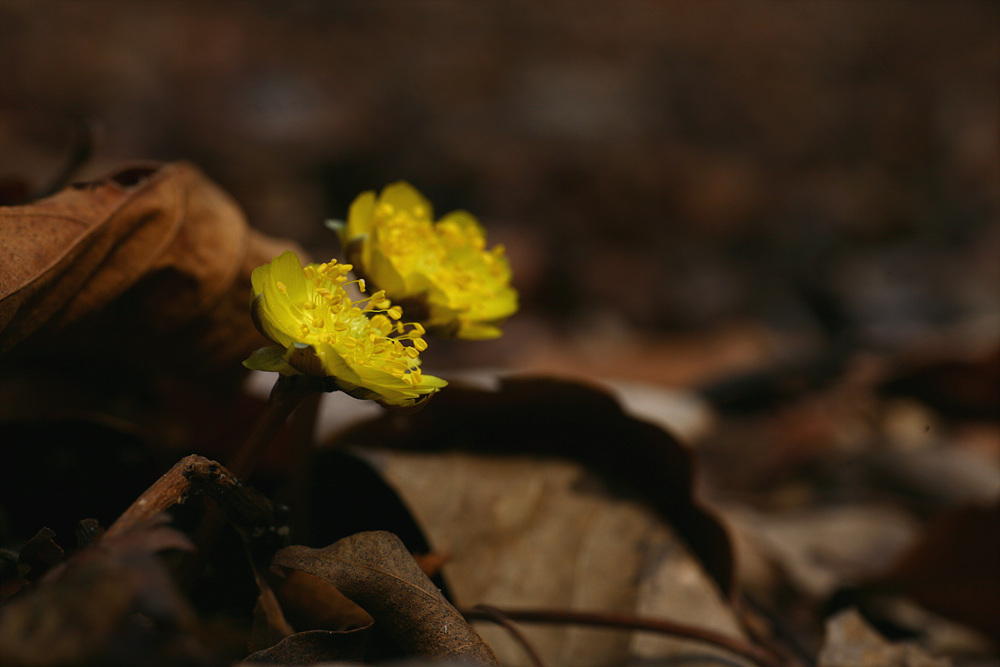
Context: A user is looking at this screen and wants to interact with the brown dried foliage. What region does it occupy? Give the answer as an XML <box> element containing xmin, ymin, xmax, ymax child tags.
<box><xmin>0</xmin><ymin>161</ymin><xmax>300</xmax><ymax>380</ymax></box>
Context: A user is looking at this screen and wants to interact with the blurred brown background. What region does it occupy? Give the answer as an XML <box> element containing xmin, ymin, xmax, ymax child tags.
<box><xmin>2</xmin><ymin>0</ymin><xmax>998</xmax><ymax>383</ymax></box>
<box><xmin>3</xmin><ymin>7</ymin><xmax>999</xmax><ymax>658</ymax></box>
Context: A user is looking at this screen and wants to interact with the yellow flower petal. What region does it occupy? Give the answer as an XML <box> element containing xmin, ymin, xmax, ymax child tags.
<box><xmin>368</xmin><ymin>248</ymin><xmax>408</xmax><ymax>295</ymax></box>
<box><xmin>379</xmin><ymin>182</ymin><xmax>433</xmax><ymax>220</ymax></box>
<box><xmin>338</xmin><ymin>182</ymin><xmax>518</xmax><ymax>339</ymax></box>
<box><xmin>311</xmin><ymin>341</ymin><xmax>365</xmax><ymax>386</ymax></box>
<box><xmin>268</xmin><ymin>250</ymin><xmax>311</xmax><ymax>303</ymax></box>
<box><xmin>251</xmin><ymin>251</ymin><xmax>312</xmax><ymax>348</ymax></box>
<box><xmin>471</xmin><ymin>286</ymin><xmax>519</xmax><ymax>322</ymax></box>
<box><xmin>455</xmin><ymin>322</ymin><xmax>504</xmax><ymax>340</ymax></box>
<box><xmin>244</xmin><ymin>250</ymin><xmax>446</xmax><ymax>408</ymax></box>
<box><xmin>345</xmin><ymin>191</ymin><xmax>376</xmax><ymax>252</ymax></box>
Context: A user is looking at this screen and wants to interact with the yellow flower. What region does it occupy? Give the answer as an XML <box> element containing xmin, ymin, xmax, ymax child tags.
<box><xmin>243</xmin><ymin>250</ymin><xmax>447</xmax><ymax>408</ymax></box>
<box><xmin>332</xmin><ymin>182</ymin><xmax>518</xmax><ymax>340</ymax></box>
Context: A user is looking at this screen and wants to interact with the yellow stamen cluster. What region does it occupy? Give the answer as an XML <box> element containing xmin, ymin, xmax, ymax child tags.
<box><xmin>245</xmin><ymin>250</ymin><xmax>446</xmax><ymax>407</ymax></box>
<box><xmin>292</xmin><ymin>259</ymin><xmax>429</xmax><ymax>385</ymax></box>
<box><xmin>374</xmin><ymin>201</ymin><xmax>508</xmax><ymax>305</ymax></box>
<box><xmin>337</xmin><ymin>182</ymin><xmax>517</xmax><ymax>339</ymax></box>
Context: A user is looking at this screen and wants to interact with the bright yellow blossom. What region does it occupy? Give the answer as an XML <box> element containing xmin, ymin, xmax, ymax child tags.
<box><xmin>332</xmin><ymin>182</ymin><xmax>518</xmax><ymax>340</ymax></box>
<box><xmin>243</xmin><ymin>250</ymin><xmax>446</xmax><ymax>408</ymax></box>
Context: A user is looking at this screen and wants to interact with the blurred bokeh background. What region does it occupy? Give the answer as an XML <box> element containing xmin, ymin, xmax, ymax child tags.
<box><xmin>3</xmin><ymin>6</ymin><xmax>1000</xmax><ymax>658</ymax></box>
<box><xmin>2</xmin><ymin>0</ymin><xmax>998</xmax><ymax>384</ymax></box>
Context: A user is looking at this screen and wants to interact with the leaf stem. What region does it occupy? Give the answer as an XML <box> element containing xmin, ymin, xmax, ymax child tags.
<box><xmin>471</xmin><ymin>605</ymin><xmax>546</xmax><ymax>667</ymax></box>
<box><xmin>461</xmin><ymin>606</ymin><xmax>790</xmax><ymax>667</ymax></box>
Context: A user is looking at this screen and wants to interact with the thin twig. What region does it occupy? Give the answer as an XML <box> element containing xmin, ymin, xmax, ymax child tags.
<box><xmin>104</xmin><ymin>455</ymin><xmax>274</xmax><ymax>539</ymax></box>
<box><xmin>736</xmin><ymin>593</ymin><xmax>815</xmax><ymax>667</ymax></box>
<box><xmin>460</xmin><ymin>606</ymin><xmax>786</xmax><ymax>667</ymax></box>
<box><xmin>472</xmin><ymin>604</ymin><xmax>546</xmax><ymax>667</ymax></box>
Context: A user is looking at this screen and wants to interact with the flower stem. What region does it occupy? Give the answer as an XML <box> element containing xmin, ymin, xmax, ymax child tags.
<box><xmin>227</xmin><ymin>374</ymin><xmax>317</xmax><ymax>482</ymax></box>
<box><xmin>282</xmin><ymin>390</ymin><xmax>322</xmax><ymax>541</ymax></box>
<box><xmin>177</xmin><ymin>375</ymin><xmax>318</xmax><ymax>590</ymax></box>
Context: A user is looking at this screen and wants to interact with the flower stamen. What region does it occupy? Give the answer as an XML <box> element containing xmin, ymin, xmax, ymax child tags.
<box><xmin>244</xmin><ymin>250</ymin><xmax>447</xmax><ymax>407</ymax></box>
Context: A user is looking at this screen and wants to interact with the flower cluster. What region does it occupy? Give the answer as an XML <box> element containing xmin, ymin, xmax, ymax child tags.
<box><xmin>335</xmin><ymin>182</ymin><xmax>518</xmax><ymax>340</ymax></box>
<box><xmin>243</xmin><ymin>250</ymin><xmax>446</xmax><ymax>408</ymax></box>
<box><xmin>246</xmin><ymin>183</ymin><xmax>517</xmax><ymax>408</ymax></box>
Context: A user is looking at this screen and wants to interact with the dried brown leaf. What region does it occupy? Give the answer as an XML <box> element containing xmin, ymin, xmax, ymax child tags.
<box><xmin>250</xmin><ymin>560</ymin><xmax>296</xmax><ymax>653</ymax></box>
<box><xmin>16</xmin><ymin>527</ymin><xmax>64</xmax><ymax>583</ymax></box>
<box><xmin>339</xmin><ymin>376</ymin><xmax>734</xmax><ymax>596</ymax></box>
<box><xmin>413</xmin><ymin>551</ymin><xmax>450</xmax><ymax>579</ymax></box>
<box><xmin>361</xmin><ymin>451</ymin><xmax>750</xmax><ymax>666</ymax></box>
<box><xmin>0</xmin><ymin>161</ymin><xmax>302</xmax><ymax>379</ymax></box>
<box><xmin>267</xmin><ymin>569</ymin><xmax>372</xmax><ymax>634</ymax></box>
<box><xmin>0</xmin><ymin>522</ymin><xmax>201</xmax><ymax>667</ymax></box>
<box><xmin>243</xmin><ymin>627</ymin><xmax>370</xmax><ymax>665</ymax></box>
<box><xmin>879</xmin><ymin>500</ymin><xmax>1000</xmax><ymax>644</ymax></box>
<box><xmin>273</xmin><ymin>531</ymin><xmax>500</xmax><ymax>665</ymax></box>
<box><xmin>327</xmin><ymin>377</ymin><xmax>743</xmax><ymax>665</ymax></box>
<box><xmin>818</xmin><ymin>608</ymin><xmax>951</xmax><ymax>667</ymax></box>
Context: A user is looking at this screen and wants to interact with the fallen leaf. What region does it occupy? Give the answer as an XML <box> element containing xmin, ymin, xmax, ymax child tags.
<box><xmin>880</xmin><ymin>344</ymin><xmax>1000</xmax><ymax>422</ymax></box>
<box><xmin>243</xmin><ymin>627</ymin><xmax>370</xmax><ymax>665</ymax></box>
<box><xmin>725</xmin><ymin>504</ymin><xmax>921</xmax><ymax>600</ymax></box>
<box><xmin>273</xmin><ymin>531</ymin><xmax>500</xmax><ymax>665</ymax></box>
<box><xmin>15</xmin><ymin>527</ymin><xmax>64</xmax><ymax>583</ymax></box>
<box><xmin>818</xmin><ymin>608</ymin><xmax>951</xmax><ymax>667</ymax></box>
<box><xmin>338</xmin><ymin>376</ymin><xmax>734</xmax><ymax>597</ymax></box>
<box><xmin>879</xmin><ymin>500</ymin><xmax>1000</xmax><ymax>644</ymax></box>
<box><xmin>0</xmin><ymin>161</ymin><xmax>302</xmax><ymax>380</ymax></box>
<box><xmin>354</xmin><ymin>450</ymin><xmax>751</xmax><ymax>666</ymax></box>
<box><xmin>266</xmin><ymin>568</ymin><xmax>373</xmax><ymax>634</ymax></box>
<box><xmin>249</xmin><ymin>560</ymin><xmax>296</xmax><ymax>653</ymax></box>
<box><xmin>0</xmin><ymin>522</ymin><xmax>201</xmax><ymax>667</ymax></box>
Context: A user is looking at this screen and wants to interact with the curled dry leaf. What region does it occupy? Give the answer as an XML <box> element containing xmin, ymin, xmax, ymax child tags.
<box><xmin>250</xmin><ymin>566</ymin><xmax>297</xmax><ymax>655</ymax></box>
<box><xmin>0</xmin><ymin>161</ymin><xmax>302</xmax><ymax>379</ymax></box>
<box><xmin>265</xmin><ymin>568</ymin><xmax>373</xmax><ymax>635</ymax></box>
<box><xmin>273</xmin><ymin>531</ymin><xmax>500</xmax><ymax>666</ymax></box>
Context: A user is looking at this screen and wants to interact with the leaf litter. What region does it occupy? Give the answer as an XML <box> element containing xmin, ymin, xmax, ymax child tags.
<box><xmin>0</xmin><ymin>162</ymin><xmax>997</xmax><ymax>667</ymax></box>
